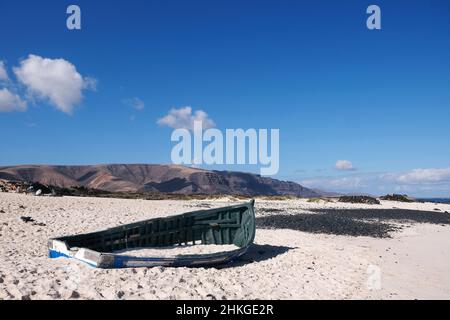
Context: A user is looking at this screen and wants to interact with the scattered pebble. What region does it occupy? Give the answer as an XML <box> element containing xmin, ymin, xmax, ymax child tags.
<box><xmin>19</xmin><ymin>216</ymin><xmax>46</xmax><ymax>226</ymax></box>
<box><xmin>20</xmin><ymin>216</ymin><xmax>34</xmax><ymax>223</ymax></box>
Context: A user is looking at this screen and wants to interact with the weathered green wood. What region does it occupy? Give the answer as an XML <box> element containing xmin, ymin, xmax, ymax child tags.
<box><xmin>54</xmin><ymin>200</ymin><xmax>255</xmax><ymax>253</ymax></box>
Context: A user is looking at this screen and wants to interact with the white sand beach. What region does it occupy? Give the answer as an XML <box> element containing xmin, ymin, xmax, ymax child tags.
<box><xmin>1</xmin><ymin>193</ymin><xmax>449</xmax><ymax>300</ymax></box>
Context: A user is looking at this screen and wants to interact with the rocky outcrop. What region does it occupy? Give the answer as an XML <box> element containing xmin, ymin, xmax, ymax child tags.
<box><xmin>380</xmin><ymin>194</ymin><xmax>415</xmax><ymax>202</ymax></box>
<box><xmin>338</xmin><ymin>195</ymin><xmax>380</xmax><ymax>205</ymax></box>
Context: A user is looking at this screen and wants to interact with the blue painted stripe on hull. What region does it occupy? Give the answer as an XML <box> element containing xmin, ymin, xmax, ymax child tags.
<box><xmin>48</xmin><ymin>250</ymin><xmax>97</xmax><ymax>268</ymax></box>
<box><xmin>49</xmin><ymin>249</ymin><xmax>70</xmax><ymax>259</ymax></box>
<box><xmin>50</xmin><ymin>247</ymin><xmax>247</xmax><ymax>269</ymax></box>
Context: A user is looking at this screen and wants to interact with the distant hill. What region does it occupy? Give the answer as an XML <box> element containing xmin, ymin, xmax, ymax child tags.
<box><xmin>311</xmin><ymin>188</ymin><xmax>343</xmax><ymax>197</ymax></box>
<box><xmin>0</xmin><ymin>164</ymin><xmax>321</xmax><ymax>197</ymax></box>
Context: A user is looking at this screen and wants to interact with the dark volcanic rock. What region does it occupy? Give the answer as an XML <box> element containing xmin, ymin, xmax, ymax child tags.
<box><xmin>20</xmin><ymin>216</ymin><xmax>35</xmax><ymax>223</ymax></box>
<box><xmin>28</xmin><ymin>183</ymin><xmax>53</xmax><ymax>195</ymax></box>
<box><xmin>20</xmin><ymin>216</ymin><xmax>46</xmax><ymax>226</ymax></box>
<box><xmin>379</xmin><ymin>194</ymin><xmax>414</xmax><ymax>202</ymax></box>
<box><xmin>338</xmin><ymin>195</ymin><xmax>380</xmax><ymax>205</ymax></box>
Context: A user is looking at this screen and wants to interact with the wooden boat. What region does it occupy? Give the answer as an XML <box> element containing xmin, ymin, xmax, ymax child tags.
<box><xmin>48</xmin><ymin>200</ymin><xmax>256</xmax><ymax>268</ymax></box>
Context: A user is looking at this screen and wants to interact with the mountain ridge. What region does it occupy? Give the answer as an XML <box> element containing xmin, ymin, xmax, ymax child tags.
<box><xmin>0</xmin><ymin>164</ymin><xmax>320</xmax><ymax>197</ymax></box>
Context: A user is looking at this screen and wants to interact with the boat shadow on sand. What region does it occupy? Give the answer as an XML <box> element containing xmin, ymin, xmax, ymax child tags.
<box><xmin>256</xmin><ymin>208</ymin><xmax>450</xmax><ymax>238</ymax></box>
<box><xmin>216</xmin><ymin>244</ymin><xmax>295</xmax><ymax>269</ymax></box>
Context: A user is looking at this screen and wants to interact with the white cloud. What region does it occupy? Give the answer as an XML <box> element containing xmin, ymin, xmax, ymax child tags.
<box><xmin>0</xmin><ymin>88</ymin><xmax>27</xmax><ymax>112</ymax></box>
<box><xmin>302</xmin><ymin>176</ymin><xmax>364</xmax><ymax>189</ymax></box>
<box><xmin>335</xmin><ymin>160</ymin><xmax>355</xmax><ymax>171</ymax></box>
<box><xmin>13</xmin><ymin>54</ymin><xmax>95</xmax><ymax>114</ymax></box>
<box><xmin>157</xmin><ymin>106</ymin><xmax>215</xmax><ymax>130</ymax></box>
<box><xmin>395</xmin><ymin>168</ymin><xmax>450</xmax><ymax>184</ymax></box>
<box><xmin>123</xmin><ymin>97</ymin><xmax>145</xmax><ymax>110</ymax></box>
<box><xmin>300</xmin><ymin>167</ymin><xmax>450</xmax><ymax>197</ymax></box>
<box><xmin>83</xmin><ymin>77</ymin><xmax>97</xmax><ymax>91</ymax></box>
<box><xmin>0</xmin><ymin>61</ymin><xmax>8</xmax><ymax>81</ymax></box>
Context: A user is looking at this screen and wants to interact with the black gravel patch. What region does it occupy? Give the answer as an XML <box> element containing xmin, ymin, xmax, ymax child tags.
<box><xmin>256</xmin><ymin>209</ymin><xmax>450</xmax><ymax>238</ymax></box>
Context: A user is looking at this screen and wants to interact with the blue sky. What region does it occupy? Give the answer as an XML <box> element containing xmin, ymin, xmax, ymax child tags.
<box><xmin>1</xmin><ymin>0</ymin><xmax>450</xmax><ymax>196</ymax></box>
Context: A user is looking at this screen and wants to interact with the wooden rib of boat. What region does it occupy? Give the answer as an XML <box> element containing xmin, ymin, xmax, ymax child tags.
<box><xmin>48</xmin><ymin>200</ymin><xmax>256</xmax><ymax>268</ymax></box>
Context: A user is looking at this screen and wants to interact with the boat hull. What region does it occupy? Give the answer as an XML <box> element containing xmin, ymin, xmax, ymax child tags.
<box><xmin>48</xmin><ymin>200</ymin><xmax>256</xmax><ymax>268</ymax></box>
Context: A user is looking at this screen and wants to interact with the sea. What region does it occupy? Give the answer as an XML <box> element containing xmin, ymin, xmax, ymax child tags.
<box><xmin>417</xmin><ymin>198</ymin><xmax>450</xmax><ymax>204</ymax></box>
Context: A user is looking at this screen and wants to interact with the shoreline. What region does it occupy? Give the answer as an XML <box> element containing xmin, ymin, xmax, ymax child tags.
<box><xmin>1</xmin><ymin>193</ymin><xmax>449</xmax><ymax>300</ymax></box>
